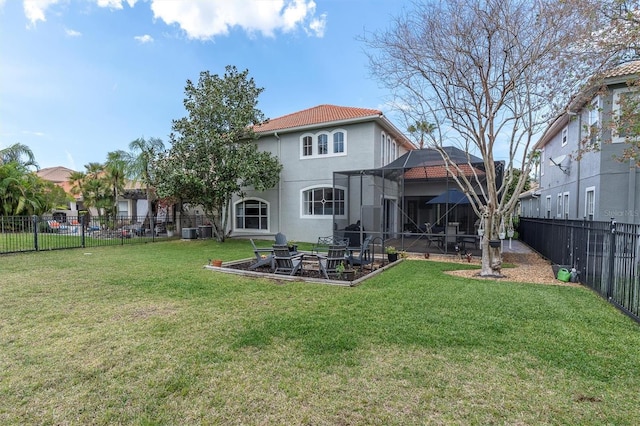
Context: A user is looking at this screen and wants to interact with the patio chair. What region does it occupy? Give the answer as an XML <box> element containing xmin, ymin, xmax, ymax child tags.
<box><xmin>424</xmin><ymin>222</ymin><xmax>444</xmax><ymax>248</ymax></box>
<box><xmin>248</xmin><ymin>239</ymin><xmax>275</xmax><ymax>271</ymax></box>
<box><xmin>347</xmin><ymin>236</ymin><xmax>374</xmax><ymax>271</ymax></box>
<box><xmin>274</xmin><ymin>232</ymin><xmax>287</xmax><ymax>246</ymax></box>
<box><xmin>319</xmin><ymin>245</ymin><xmax>347</xmax><ymax>279</ymax></box>
<box><xmin>273</xmin><ymin>246</ymin><xmax>304</xmax><ymax>276</ymax></box>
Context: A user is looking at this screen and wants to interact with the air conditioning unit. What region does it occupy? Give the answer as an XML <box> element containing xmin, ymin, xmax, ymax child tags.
<box><xmin>182</xmin><ymin>228</ymin><xmax>197</xmax><ymax>239</ymax></box>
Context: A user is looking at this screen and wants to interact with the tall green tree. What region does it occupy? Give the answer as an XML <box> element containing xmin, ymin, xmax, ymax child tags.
<box><xmin>407</xmin><ymin>121</ymin><xmax>436</xmax><ymax>149</ymax></box>
<box><xmin>104</xmin><ymin>151</ymin><xmax>128</xmax><ymax>218</ymax></box>
<box><xmin>69</xmin><ymin>163</ymin><xmax>112</xmax><ymax>217</ymax></box>
<box><xmin>154</xmin><ymin>66</ymin><xmax>282</xmax><ymax>241</ymax></box>
<box><xmin>0</xmin><ymin>162</ymin><xmax>67</xmax><ymax>216</ymax></box>
<box><xmin>0</xmin><ymin>143</ymin><xmax>38</xmax><ymax>169</ymax></box>
<box><xmin>125</xmin><ymin>137</ymin><xmax>165</xmax><ymax>221</ymax></box>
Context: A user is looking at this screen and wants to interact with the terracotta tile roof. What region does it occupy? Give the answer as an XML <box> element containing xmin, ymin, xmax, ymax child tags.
<box><xmin>36</xmin><ymin>166</ymin><xmax>75</xmax><ymax>183</ymax></box>
<box><xmin>254</xmin><ymin>104</ymin><xmax>383</xmax><ymax>133</ymax></box>
<box><xmin>604</xmin><ymin>60</ymin><xmax>640</xmax><ymax>78</ymax></box>
<box><xmin>404</xmin><ymin>164</ymin><xmax>485</xmax><ymax>180</ymax></box>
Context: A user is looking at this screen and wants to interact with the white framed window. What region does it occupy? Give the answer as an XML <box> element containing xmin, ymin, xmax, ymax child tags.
<box><xmin>318</xmin><ymin>133</ymin><xmax>328</xmax><ymax>155</ymax></box>
<box><xmin>556</xmin><ymin>193</ymin><xmax>563</xmax><ymax>218</ymax></box>
<box><xmin>585</xmin><ymin>186</ymin><xmax>595</xmax><ymax>221</ymax></box>
<box><xmin>333</xmin><ymin>131</ymin><xmax>344</xmax><ymax>153</ymax></box>
<box><xmin>561</xmin><ymin>126</ymin><xmax>568</xmax><ymax>147</ymax></box>
<box><xmin>588</xmin><ymin>96</ymin><xmax>600</xmax><ymax>145</ymax></box>
<box><xmin>117</xmin><ymin>200</ymin><xmax>129</xmax><ymax>219</ymax></box>
<box><xmin>300</xmin><ymin>130</ymin><xmax>347</xmax><ymax>159</ymax></box>
<box><xmin>302</xmin><ymin>135</ymin><xmax>313</xmax><ymax>156</ymax></box>
<box><xmin>381</xmin><ymin>132</ymin><xmax>398</xmax><ymax>166</ymax></box>
<box><xmin>546</xmin><ymin>195</ymin><xmax>552</xmax><ymax>219</ymax></box>
<box><xmin>612</xmin><ymin>88</ymin><xmax>640</xmax><ymax>143</ymax></box>
<box><xmin>301</xmin><ymin>186</ymin><xmax>345</xmax><ymax>217</ymax></box>
<box><xmin>563</xmin><ymin>192</ymin><xmax>570</xmax><ymax>219</ymax></box>
<box><xmin>235</xmin><ymin>198</ymin><xmax>269</xmax><ymax>231</ymax></box>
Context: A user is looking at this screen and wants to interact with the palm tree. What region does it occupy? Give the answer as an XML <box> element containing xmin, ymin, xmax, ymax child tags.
<box><xmin>104</xmin><ymin>151</ymin><xmax>128</xmax><ymax>219</ymax></box>
<box><xmin>407</xmin><ymin>121</ymin><xmax>437</xmax><ymax>149</ymax></box>
<box><xmin>69</xmin><ymin>163</ymin><xmax>110</xmax><ymax>217</ymax></box>
<box><xmin>125</xmin><ymin>137</ymin><xmax>165</xmax><ymax>223</ymax></box>
<box><xmin>0</xmin><ymin>143</ymin><xmax>39</xmax><ymax>169</ymax></box>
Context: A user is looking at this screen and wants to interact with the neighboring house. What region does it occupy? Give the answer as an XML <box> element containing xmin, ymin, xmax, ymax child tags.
<box><xmin>37</xmin><ymin>166</ymin><xmax>149</xmax><ymax>221</ymax></box>
<box><xmin>231</xmin><ymin>104</ymin><xmax>414</xmax><ymax>242</ymax></box>
<box><xmin>519</xmin><ymin>61</ymin><xmax>640</xmax><ymax>225</ymax></box>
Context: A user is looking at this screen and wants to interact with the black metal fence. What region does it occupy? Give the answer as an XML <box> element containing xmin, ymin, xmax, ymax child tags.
<box><xmin>519</xmin><ymin>217</ymin><xmax>639</xmax><ymax>322</ymax></box>
<box><xmin>0</xmin><ymin>215</ymin><xmax>176</xmax><ymax>254</ymax></box>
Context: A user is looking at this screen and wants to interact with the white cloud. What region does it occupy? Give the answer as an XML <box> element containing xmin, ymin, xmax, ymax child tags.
<box><xmin>22</xmin><ymin>0</ymin><xmax>136</xmax><ymax>26</ymax></box>
<box><xmin>150</xmin><ymin>0</ymin><xmax>326</xmax><ymax>40</ymax></box>
<box><xmin>65</xmin><ymin>27</ymin><xmax>81</xmax><ymax>37</ymax></box>
<box><xmin>96</xmin><ymin>0</ymin><xmax>137</xmax><ymax>9</ymax></box>
<box><xmin>23</xmin><ymin>0</ymin><xmax>61</xmax><ymax>26</ymax></box>
<box><xmin>134</xmin><ymin>34</ymin><xmax>153</xmax><ymax>43</ymax></box>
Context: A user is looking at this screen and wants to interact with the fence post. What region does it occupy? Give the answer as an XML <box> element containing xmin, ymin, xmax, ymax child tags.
<box><xmin>80</xmin><ymin>214</ymin><xmax>86</xmax><ymax>248</ymax></box>
<box><xmin>608</xmin><ymin>218</ymin><xmax>616</xmax><ymax>300</ymax></box>
<box><xmin>32</xmin><ymin>215</ymin><xmax>39</xmax><ymax>251</ymax></box>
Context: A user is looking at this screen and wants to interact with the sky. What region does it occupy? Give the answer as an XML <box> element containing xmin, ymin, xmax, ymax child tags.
<box><xmin>0</xmin><ymin>0</ymin><xmax>413</xmax><ymax>171</ymax></box>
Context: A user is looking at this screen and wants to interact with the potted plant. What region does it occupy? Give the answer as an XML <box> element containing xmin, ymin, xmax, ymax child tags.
<box><xmin>336</xmin><ymin>261</ymin><xmax>355</xmax><ymax>281</ymax></box>
<box><xmin>166</xmin><ymin>223</ymin><xmax>175</xmax><ymax>237</ymax></box>
<box><xmin>287</xmin><ymin>240</ymin><xmax>298</xmax><ymax>252</ymax></box>
<box><xmin>386</xmin><ymin>246</ymin><xmax>399</xmax><ymax>262</ymax></box>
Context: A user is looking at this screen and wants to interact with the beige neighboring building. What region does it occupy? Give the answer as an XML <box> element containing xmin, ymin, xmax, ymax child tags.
<box><xmin>37</xmin><ymin>166</ymin><xmax>149</xmax><ymax>221</ymax></box>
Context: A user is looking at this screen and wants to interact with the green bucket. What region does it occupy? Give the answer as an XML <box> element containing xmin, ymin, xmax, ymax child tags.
<box><xmin>557</xmin><ymin>268</ymin><xmax>571</xmax><ymax>282</ymax></box>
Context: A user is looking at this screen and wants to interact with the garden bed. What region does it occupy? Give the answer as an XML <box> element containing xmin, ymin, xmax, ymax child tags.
<box><xmin>205</xmin><ymin>257</ymin><xmax>395</xmax><ymax>286</ymax></box>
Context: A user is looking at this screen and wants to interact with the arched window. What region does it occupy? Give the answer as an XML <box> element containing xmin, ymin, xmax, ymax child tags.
<box><xmin>235</xmin><ymin>199</ymin><xmax>269</xmax><ymax>230</ymax></box>
<box><xmin>302</xmin><ymin>187</ymin><xmax>345</xmax><ymax>216</ymax></box>
<box><xmin>333</xmin><ymin>131</ymin><xmax>344</xmax><ymax>153</ymax></box>
<box><xmin>318</xmin><ymin>134</ymin><xmax>328</xmax><ymax>155</ymax></box>
<box><xmin>299</xmin><ymin>130</ymin><xmax>347</xmax><ymax>159</ymax></box>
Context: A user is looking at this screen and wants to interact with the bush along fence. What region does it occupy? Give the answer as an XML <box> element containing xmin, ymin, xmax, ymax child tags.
<box><xmin>519</xmin><ymin>217</ymin><xmax>640</xmax><ymax>323</ymax></box>
<box><xmin>0</xmin><ymin>215</ymin><xmax>179</xmax><ymax>254</ymax></box>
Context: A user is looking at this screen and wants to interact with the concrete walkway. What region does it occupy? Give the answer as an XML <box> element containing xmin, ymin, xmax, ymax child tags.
<box><xmin>501</xmin><ymin>239</ymin><xmax>535</xmax><ymax>254</ymax></box>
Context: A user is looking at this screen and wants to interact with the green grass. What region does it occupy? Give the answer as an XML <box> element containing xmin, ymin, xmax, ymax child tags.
<box><xmin>1</xmin><ymin>240</ymin><xmax>639</xmax><ymax>425</ymax></box>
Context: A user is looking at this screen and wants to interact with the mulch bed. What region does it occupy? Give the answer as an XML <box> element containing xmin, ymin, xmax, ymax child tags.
<box><xmin>224</xmin><ymin>259</ymin><xmax>388</xmax><ymax>281</ymax></box>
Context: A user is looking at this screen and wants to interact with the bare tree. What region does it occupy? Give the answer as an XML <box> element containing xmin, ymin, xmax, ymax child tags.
<box><xmin>364</xmin><ymin>0</ymin><xmax>611</xmax><ymax>276</ymax></box>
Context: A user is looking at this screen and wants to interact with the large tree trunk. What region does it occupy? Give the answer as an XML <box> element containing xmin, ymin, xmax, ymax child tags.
<box><xmin>480</xmin><ymin>237</ymin><xmax>503</xmax><ymax>277</ymax></box>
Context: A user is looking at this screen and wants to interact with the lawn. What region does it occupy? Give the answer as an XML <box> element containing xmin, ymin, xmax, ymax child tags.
<box><xmin>1</xmin><ymin>239</ymin><xmax>639</xmax><ymax>425</ymax></box>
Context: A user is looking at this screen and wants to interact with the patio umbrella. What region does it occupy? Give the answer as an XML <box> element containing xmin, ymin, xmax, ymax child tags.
<box><xmin>426</xmin><ymin>189</ymin><xmax>471</xmax><ymax>205</ymax></box>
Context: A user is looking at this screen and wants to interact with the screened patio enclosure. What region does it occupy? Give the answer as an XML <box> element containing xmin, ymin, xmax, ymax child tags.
<box><xmin>332</xmin><ymin>147</ymin><xmax>503</xmax><ymax>255</ymax></box>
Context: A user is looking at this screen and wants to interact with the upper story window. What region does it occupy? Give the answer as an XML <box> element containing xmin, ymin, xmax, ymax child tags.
<box><xmin>235</xmin><ymin>198</ymin><xmax>269</xmax><ymax>231</ymax></box>
<box><xmin>333</xmin><ymin>132</ymin><xmax>344</xmax><ymax>153</ymax></box>
<box><xmin>318</xmin><ymin>134</ymin><xmax>328</xmax><ymax>155</ymax></box>
<box><xmin>587</xmin><ymin>96</ymin><xmax>600</xmax><ymax>145</ymax></box>
<box><xmin>302</xmin><ymin>186</ymin><xmax>345</xmax><ymax>217</ymax></box>
<box><xmin>381</xmin><ymin>132</ymin><xmax>398</xmax><ymax>166</ymax></box>
<box><xmin>612</xmin><ymin>88</ymin><xmax>640</xmax><ymax>143</ymax></box>
<box><xmin>300</xmin><ymin>130</ymin><xmax>347</xmax><ymax>159</ymax></box>
<box><xmin>303</xmin><ymin>136</ymin><xmax>313</xmax><ymax>156</ymax></box>
<box><xmin>561</xmin><ymin>126</ymin><xmax>568</xmax><ymax>147</ymax></box>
